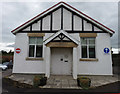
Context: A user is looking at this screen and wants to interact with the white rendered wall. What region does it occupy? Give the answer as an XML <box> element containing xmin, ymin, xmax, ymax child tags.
<box><xmin>94</xmin><ymin>26</ymin><xmax>102</xmax><ymax>31</ymax></box>
<box><xmin>74</xmin><ymin>15</ymin><xmax>82</xmax><ymax>31</ymax></box>
<box><xmin>84</xmin><ymin>20</ymin><xmax>92</xmax><ymax>31</ymax></box>
<box><xmin>77</xmin><ymin>33</ymin><xmax>113</xmax><ymax>75</ymax></box>
<box><xmin>42</xmin><ymin>15</ymin><xmax>50</xmax><ymax>30</ymax></box>
<box><xmin>32</xmin><ymin>20</ymin><xmax>40</xmax><ymax>31</ymax></box>
<box><xmin>63</xmin><ymin>8</ymin><xmax>72</xmax><ymax>30</ymax></box>
<box><xmin>13</xmin><ymin>32</ymin><xmax>112</xmax><ymax>76</ymax></box>
<box><xmin>44</xmin><ymin>33</ymin><xmax>54</xmax><ymax>40</ymax></box>
<box><xmin>53</xmin><ymin>8</ymin><xmax>61</xmax><ymax>30</ymax></box>
<box><xmin>22</xmin><ymin>26</ymin><xmax>30</xmax><ymax>31</ymax></box>
<box><xmin>13</xmin><ymin>33</ymin><xmax>45</xmax><ymax>74</ymax></box>
<box><xmin>69</xmin><ymin>33</ymin><xmax>80</xmax><ymax>41</ymax></box>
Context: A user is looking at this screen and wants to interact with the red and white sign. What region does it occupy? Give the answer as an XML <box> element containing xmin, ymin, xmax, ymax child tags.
<box><xmin>16</xmin><ymin>48</ymin><xmax>21</xmax><ymax>54</ymax></box>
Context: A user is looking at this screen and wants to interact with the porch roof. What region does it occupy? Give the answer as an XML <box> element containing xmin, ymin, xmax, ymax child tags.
<box><xmin>44</xmin><ymin>30</ymin><xmax>79</xmax><ymax>45</ymax></box>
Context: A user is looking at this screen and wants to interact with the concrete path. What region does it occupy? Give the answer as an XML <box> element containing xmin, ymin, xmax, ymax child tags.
<box><xmin>6</xmin><ymin>74</ymin><xmax>119</xmax><ymax>89</ymax></box>
<box><xmin>41</xmin><ymin>75</ymin><xmax>119</xmax><ymax>89</ymax></box>
<box><xmin>42</xmin><ymin>75</ymin><xmax>81</xmax><ymax>89</ymax></box>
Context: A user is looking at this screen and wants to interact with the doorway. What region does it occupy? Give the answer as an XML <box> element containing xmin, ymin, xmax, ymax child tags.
<box><xmin>51</xmin><ymin>48</ymin><xmax>73</xmax><ymax>75</ymax></box>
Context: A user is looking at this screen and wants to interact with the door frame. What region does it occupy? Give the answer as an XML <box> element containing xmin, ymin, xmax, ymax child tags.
<box><xmin>45</xmin><ymin>46</ymin><xmax>78</xmax><ymax>79</ymax></box>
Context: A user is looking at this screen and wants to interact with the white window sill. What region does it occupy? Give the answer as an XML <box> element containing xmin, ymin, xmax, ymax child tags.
<box><xmin>80</xmin><ymin>58</ymin><xmax>98</xmax><ymax>61</ymax></box>
<box><xmin>26</xmin><ymin>57</ymin><xmax>44</xmax><ymax>61</ymax></box>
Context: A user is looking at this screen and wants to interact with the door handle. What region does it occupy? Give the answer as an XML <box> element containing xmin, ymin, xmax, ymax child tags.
<box><xmin>64</xmin><ymin>60</ymin><xmax>68</xmax><ymax>62</ymax></box>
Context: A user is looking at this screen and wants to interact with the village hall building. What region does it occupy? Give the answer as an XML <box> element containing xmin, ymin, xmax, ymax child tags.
<box><xmin>12</xmin><ymin>2</ymin><xmax>115</xmax><ymax>79</ymax></box>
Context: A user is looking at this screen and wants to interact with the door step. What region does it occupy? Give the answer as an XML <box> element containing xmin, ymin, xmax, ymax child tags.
<box><xmin>43</xmin><ymin>75</ymin><xmax>79</xmax><ymax>89</ymax></box>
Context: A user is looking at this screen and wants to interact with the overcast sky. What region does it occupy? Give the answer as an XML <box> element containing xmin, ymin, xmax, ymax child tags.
<box><xmin>0</xmin><ymin>1</ymin><xmax>119</xmax><ymax>53</ymax></box>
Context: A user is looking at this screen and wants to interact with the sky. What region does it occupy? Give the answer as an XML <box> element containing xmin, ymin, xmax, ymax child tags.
<box><xmin>0</xmin><ymin>1</ymin><xmax>119</xmax><ymax>53</ymax></box>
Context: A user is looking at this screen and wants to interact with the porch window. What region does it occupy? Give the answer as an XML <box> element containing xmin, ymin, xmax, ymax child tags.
<box><xmin>29</xmin><ymin>37</ymin><xmax>43</xmax><ymax>57</ymax></box>
<box><xmin>81</xmin><ymin>37</ymin><xmax>96</xmax><ymax>58</ymax></box>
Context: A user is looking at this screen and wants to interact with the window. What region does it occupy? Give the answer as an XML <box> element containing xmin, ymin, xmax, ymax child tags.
<box><xmin>29</xmin><ymin>37</ymin><xmax>43</xmax><ymax>57</ymax></box>
<box><xmin>81</xmin><ymin>37</ymin><xmax>96</xmax><ymax>58</ymax></box>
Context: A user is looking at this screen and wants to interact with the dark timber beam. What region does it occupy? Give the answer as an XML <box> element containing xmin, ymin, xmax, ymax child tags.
<box><xmin>30</xmin><ymin>25</ymin><xmax>32</xmax><ymax>31</ymax></box>
<box><xmin>40</xmin><ymin>18</ymin><xmax>43</xmax><ymax>31</ymax></box>
<box><xmin>82</xmin><ymin>18</ymin><xmax>84</xmax><ymax>31</ymax></box>
<box><xmin>61</xmin><ymin>7</ymin><xmax>63</xmax><ymax>30</ymax></box>
<box><xmin>92</xmin><ymin>24</ymin><xmax>94</xmax><ymax>31</ymax></box>
<box><xmin>50</xmin><ymin>13</ymin><xmax>53</xmax><ymax>31</ymax></box>
<box><xmin>72</xmin><ymin>13</ymin><xmax>74</xmax><ymax>31</ymax></box>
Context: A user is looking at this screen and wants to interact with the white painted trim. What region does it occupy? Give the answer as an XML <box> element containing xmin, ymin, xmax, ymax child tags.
<box><xmin>73</xmin><ymin>47</ymin><xmax>78</xmax><ymax>79</ymax></box>
<box><xmin>45</xmin><ymin>47</ymin><xmax>51</xmax><ymax>78</ymax></box>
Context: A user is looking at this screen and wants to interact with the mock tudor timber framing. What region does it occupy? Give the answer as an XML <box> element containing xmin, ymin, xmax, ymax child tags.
<box><xmin>14</xmin><ymin>5</ymin><xmax>110</xmax><ymax>34</ymax></box>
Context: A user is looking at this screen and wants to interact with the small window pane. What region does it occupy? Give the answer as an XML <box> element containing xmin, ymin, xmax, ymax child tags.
<box><xmin>37</xmin><ymin>37</ymin><xmax>43</xmax><ymax>45</ymax></box>
<box><xmin>36</xmin><ymin>45</ymin><xmax>42</xmax><ymax>57</ymax></box>
<box><xmin>29</xmin><ymin>37</ymin><xmax>36</xmax><ymax>44</ymax></box>
<box><xmin>81</xmin><ymin>38</ymin><xmax>87</xmax><ymax>44</ymax></box>
<box><xmin>89</xmin><ymin>46</ymin><xmax>95</xmax><ymax>58</ymax></box>
<box><xmin>29</xmin><ymin>45</ymin><xmax>35</xmax><ymax>57</ymax></box>
<box><xmin>89</xmin><ymin>39</ymin><xmax>95</xmax><ymax>44</ymax></box>
<box><xmin>82</xmin><ymin>46</ymin><xmax>87</xmax><ymax>58</ymax></box>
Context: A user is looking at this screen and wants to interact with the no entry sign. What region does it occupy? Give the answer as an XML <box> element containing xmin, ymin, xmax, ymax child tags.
<box><xmin>16</xmin><ymin>48</ymin><xmax>21</xmax><ymax>54</ymax></box>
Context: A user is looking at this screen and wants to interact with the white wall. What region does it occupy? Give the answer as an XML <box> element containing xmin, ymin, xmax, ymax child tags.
<box><xmin>13</xmin><ymin>33</ymin><xmax>45</xmax><ymax>74</ymax></box>
<box><xmin>94</xmin><ymin>26</ymin><xmax>102</xmax><ymax>31</ymax></box>
<box><xmin>53</xmin><ymin>8</ymin><xmax>61</xmax><ymax>30</ymax></box>
<box><xmin>84</xmin><ymin>20</ymin><xmax>92</xmax><ymax>31</ymax></box>
<box><xmin>13</xmin><ymin>32</ymin><xmax>112</xmax><ymax>76</ymax></box>
<box><xmin>44</xmin><ymin>33</ymin><xmax>54</xmax><ymax>40</ymax></box>
<box><xmin>23</xmin><ymin>26</ymin><xmax>30</xmax><ymax>31</ymax></box>
<box><xmin>63</xmin><ymin>8</ymin><xmax>72</xmax><ymax>30</ymax></box>
<box><xmin>42</xmin><ymin>15</ymin><xmax>50</xmax><ymax>30</ymax></box>
<box><xmin>32</xmin><ymin>21</ymin><xmax>40</xmax><ymax>31</ymax></box>
<box><xmin>74</xmin><ymin>15</ymin><xmax>82</xmax><ymax>31</ymax></box>
<box><xmin>77</xmin><ymin>33</ymin><xmax>113</xmax><ymax>75</ymax></box>
<box><xmin>69</xmin><ymin>33</ymin><xmax>80</xmax><ymax>41</ymax></box>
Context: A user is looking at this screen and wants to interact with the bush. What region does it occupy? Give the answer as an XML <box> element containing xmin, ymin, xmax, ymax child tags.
<box><xmin>33</xmin><ymin>75</ymin><xmax>47</xmax><ymax>88</ymax></box>
<box><xmin>77</xmin><ymin>76</ymin><xmax>91</xmax><ymax>89</ymax></box>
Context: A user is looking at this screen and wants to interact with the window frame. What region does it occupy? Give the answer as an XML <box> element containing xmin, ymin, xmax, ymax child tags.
<box><xmin>28</xmin><ymin>37</ymin><xmax>43</xmax><ymax>58</ymax></box>
<box><xmin>81</xmin><ymin>37</ymin><xmax>96</xmax><ymax>59</ymax></box>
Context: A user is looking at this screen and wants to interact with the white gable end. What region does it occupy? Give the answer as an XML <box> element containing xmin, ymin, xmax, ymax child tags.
<box><xmin>11</xmin><ymin>2</ymin><xmax>114</xmax><ymax>35</ymax></box>
<box><xmin>21</xmin><ymin>7</ymin><xmax>104</xmax><ymax>32</ymax></box>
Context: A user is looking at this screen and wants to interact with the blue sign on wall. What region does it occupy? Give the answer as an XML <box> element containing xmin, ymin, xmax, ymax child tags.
<box><xmin>104</xmin><ymin>48</ymin><xmax>110</xmax><ymax>53</ymax></box>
